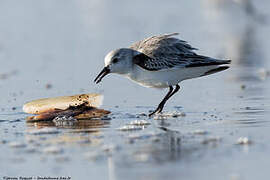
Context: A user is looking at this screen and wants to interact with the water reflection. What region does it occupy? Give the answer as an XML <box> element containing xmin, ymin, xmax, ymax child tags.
<box><xmin>26</xmin><ymin>119</ymin><xmax>110</xmax><ymax>129</ymax></box>
<box><xmin>129</xmin><ymin>128</ymin><xmax>183</xmax><ymax>163</ymax></box>
<box><xmin>154</xmin><ymin>128</ymin><xmax>182</xmax><ymax>162</ymax></box>
<box><xmin>228</xmin><ymin>106</ymin><xmax>268</xmax><ymax>126</ymax></box>
<box><xmin>117</xmin><ymin>128</ymin><xmax>205</xmax><ymax>164</ymax></box>
<box><xmin>24</xmin><ymin>119</ymin><xmax>110</xmax><ymax>148</ymax></box>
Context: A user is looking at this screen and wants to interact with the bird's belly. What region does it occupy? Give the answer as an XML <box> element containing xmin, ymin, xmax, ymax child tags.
<box><xmin>127</xmin><ymin>66</ymin><xmax>216</xmax><ymax>88</ymax></box>
<box><xmin>127</xmin><ymin>68</ymin><xmax>183</xmax><ymax>88</ymax></box>
<box><xmin>128</xmin><ymin>75</ymin><xmax>170</xmax><ymax>88</ymax></box>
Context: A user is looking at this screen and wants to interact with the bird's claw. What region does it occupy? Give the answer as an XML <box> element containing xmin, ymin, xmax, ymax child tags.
<box><xmin>148</xmin><ymin>107</ymin><xmax>163</xmax><ymax>117</ymax></box>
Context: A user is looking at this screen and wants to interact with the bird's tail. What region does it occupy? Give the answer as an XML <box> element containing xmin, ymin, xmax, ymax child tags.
<box><xmin>214</xmin><ymin>59</ymin><xmax>231</xmax><ymax>65</ymax></box>
<box><xmin>201</xmin><ymin>66</ymin><xmax>230</xmax><ymax>76</ymax></box>
<box><xmin>204</xmin><ymin>59</ymin><xmax>231</xmax><ymax>66</ymax></box>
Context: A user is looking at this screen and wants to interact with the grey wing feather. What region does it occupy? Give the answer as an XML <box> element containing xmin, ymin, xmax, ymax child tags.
<box><xmin>130</xmin><ymin>33</ymin><xmax>230</xmax><ymax>71</ymax></box>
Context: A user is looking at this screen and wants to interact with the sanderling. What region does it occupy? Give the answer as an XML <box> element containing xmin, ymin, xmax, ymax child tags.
<box><xmin>94</xmin><ymin>33</ymin><xmax>231</xmax><ymax>116</ymax></box>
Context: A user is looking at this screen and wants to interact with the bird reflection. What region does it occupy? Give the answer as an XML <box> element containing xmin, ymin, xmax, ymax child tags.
<box><xmin>157</xmin><ymin>128</ymin><xmax>182</xmax><ymax>161</ymax></box>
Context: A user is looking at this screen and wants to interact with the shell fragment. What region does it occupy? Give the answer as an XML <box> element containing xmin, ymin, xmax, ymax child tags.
<box><xmin>23</xmin><ymin>93</ymin><xmax>110</xmax><ymax>122</ymax></box>
<box><xmin>23</xmin><ymin>93</ymin><xmax>103</xmax><ymax>114</ymax></box>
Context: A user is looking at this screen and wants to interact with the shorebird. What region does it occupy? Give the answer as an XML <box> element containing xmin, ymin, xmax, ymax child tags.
<box><xmin>94</xmin><ymin>33</ymin><xmax>231</xmax><ymax>116</ymax></box>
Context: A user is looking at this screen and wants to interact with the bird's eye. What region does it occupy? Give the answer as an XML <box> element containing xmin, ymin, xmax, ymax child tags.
<box><xmin>112</xmin><ymin>58</ymin><xmax>119</xmax><ymax>63</ymax></box>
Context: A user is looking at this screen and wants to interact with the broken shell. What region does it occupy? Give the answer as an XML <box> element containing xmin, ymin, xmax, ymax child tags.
<box><xmin>23</xmin><ymin>93</ymin><xmax>103</xmax><ymax>114</ymax></box>
<box><xmin>74</xmin><ymin>108</ymin><xmax>110</xmax><ymax>120</ymax></box>
<box><xmin>26</xmin><ymin>106</ymin><xmax>110</xmax><ymax>122</ymax></box>
<box><xmin>23</xmin><ymin>93</ymin><xmax>110</xmax><ymax>122</ymax></box>
<box><xmin>25</xmin><ymin>104</ymin><xmax>89</xmax><ymax>122</ymax></box>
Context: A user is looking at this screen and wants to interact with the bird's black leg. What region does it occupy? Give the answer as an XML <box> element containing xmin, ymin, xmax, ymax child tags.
<box><xmin>166</xmin><ymin>85</ymin><xmax>180</xmax><ymax>100</ymax></box>
<box><xmin>149</xmin><ymin>86</ymin><xmax>173</xmax><ymax>117</ymax></box>
<box><xmin>157</xmin><ymin>84</ymin><xmax>180</xmax><ymax>113</ymax></box>
<box><xmin>158</xmin><ymin>84</ymin><xmax>180</xmax><ymax>113</ymax></box>
<box><xmin>149</xmin><ymin>85</ymin><xmax>180</xmax><ymax>117</ymax></box>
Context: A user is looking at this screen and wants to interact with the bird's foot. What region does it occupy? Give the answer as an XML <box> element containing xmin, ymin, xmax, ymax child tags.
<box><xmin>148</xmin><ymin>106</ymin><xmax>163</xmax><ymax>117</ymax></box>
<box><xmin>148</xmin><ymin>110</ymin><xmax>158</xmax><ymax>117</ymax></box>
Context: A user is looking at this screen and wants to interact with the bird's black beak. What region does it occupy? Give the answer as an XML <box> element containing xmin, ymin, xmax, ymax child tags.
<box><xmin>94</xmin><ymin>66</ymin><xmax>110</xmax><ymax>84</ymax></box>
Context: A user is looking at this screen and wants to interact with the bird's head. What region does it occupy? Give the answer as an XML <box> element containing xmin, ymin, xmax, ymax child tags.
<box><xmin>94</xmin><ymin>48</ymin><xmax>139</xmax><ymax>84</ymax></box>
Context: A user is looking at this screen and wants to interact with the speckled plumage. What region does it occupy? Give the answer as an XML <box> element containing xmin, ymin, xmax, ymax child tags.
<box><xmin>130</xmin><ymin>33</ymin><xmax>230</xmax><ymax>71</ymax></box>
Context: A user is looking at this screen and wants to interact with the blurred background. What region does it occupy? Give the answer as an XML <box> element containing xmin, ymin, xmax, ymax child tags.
<box><xmin>0</xmin><ymin>0</ymin><xmax>270</xmax><ymax>180</ymax></box>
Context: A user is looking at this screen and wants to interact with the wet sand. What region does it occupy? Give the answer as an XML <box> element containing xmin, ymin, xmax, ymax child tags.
<box><xmin>1</xmin><ymin>0</ymin><xmax>270</xmax><ymax>180</ymax></box>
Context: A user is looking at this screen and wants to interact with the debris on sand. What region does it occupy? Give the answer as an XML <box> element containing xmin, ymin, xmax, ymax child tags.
<box><xmin>23</xmin><ymin>93</ymin><xmax>110</xmax><ymax>122</ymax></box>
<box><xmin>236</xmin><ymin>137</ymin><xmax>252</xmax><ymax>145</ymax></box>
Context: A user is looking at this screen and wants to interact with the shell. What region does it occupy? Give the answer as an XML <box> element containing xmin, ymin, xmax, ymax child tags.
<box><xmin>23</xmin><ymin>93</ymin><xmax>103</xmax><ymax>114</ymax></box>
<box><xmin>26</xmin><ymin>107</ymin><xmax>110</xmax><ymax>122</ymax></box>
<box><xmin>74</xmin><ymin>108</ymin><xmax>110</xmax><ymax>120</ymax></box>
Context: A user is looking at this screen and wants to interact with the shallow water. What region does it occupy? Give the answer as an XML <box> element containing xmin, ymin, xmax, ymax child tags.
<box><xmin>1</xmin><ymin>0</ymin><xmax>270</xmax><ymax>180</ymax></box>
